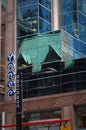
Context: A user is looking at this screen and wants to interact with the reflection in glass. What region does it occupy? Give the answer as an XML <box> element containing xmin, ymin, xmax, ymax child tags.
<box><xmin>39</xmin><ymin>5</ymin><xmax>51</xmax><ymax>23</ymax></box>
<box><xmin>16</xmin><ymin>0</ymin><xmax>86</xmax><ymax>99</ymax></box>
<box><xmin>39</xmin><ymin>18</ymin><xmax>51</xmax><ymax>33</ymax></box>
<box><xmin>18</xmin><ymin>5</ymin><xmax>38</xmax><ymax>20</ymax></box>
<box><xmin>60</xmin><ymin>0</ymin><xmax>86</xmax><ymax>42</ymax></box>
<box><xmin>79</xmin><ymin>24</ymin><xmax>86</xmax><ymax>42</ymax></box>
<box><xmin>21</xmin><ymin>56</ymin><xmax>86</xmax><ymax>98</ymax></box>
<box><xmin>39</xmin><ymin>0</ymin><xmax>51</xmax><ymax>9</ymax></box>
<box><xmin>17</xmin><ymin>1</ymin><xmax>51</xmax><ymax>37</ymax></box>
<box><xmin>78</xmin><ymin>0</ymin><xmax>86</xmax><ymax>15</ymax></box>
<box><xmin>17</xmin><ymin>0</ymin><xmax>38</xmax><ymax>8</ymax></box>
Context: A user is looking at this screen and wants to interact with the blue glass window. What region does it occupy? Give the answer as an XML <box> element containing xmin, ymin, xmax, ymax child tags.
<box><xmin>62</xmin><ymin>0</ymin><xmax>72</xmax><ymax>13</ymax></box>
<box><xmin>79</xmin><ymin>25</ymin><xmax>86</xmax><ymax>43</ymax></box>
<box><xmin>62</xmin><ymin>0</ymin><xmax>77</xmax><ymax>13</ymax></box>
<box><xmin>18</xmin><ymin>5</ymin><xmax>38</xmax><ymax>20</ymax></box>
<box><xmin>63</xmin><ymin>13</ymin><xmax>72</xmax><ymax>25</ymax></box>
<box><xmin>64</xmin><ymin>26</ymin><xmax>72</xmax><ymax>35</ymax></box>
<box><xmin>78</xmin><ymin>12</ymin><xmax>86</xmax><ymax>26</ymax></box>
<box><xmin>39</xmin><ymin>5</ymin><xmax>51</xmax><ymax>23</ymax></box>
<box><xmin>39</xmin><ymin>0</ymin><xmax>51</xmax><ymax>10</ymax></box>
<box><xmin>73</xmin><ymin>39</ymin><xmax>86</xmax><ymax>55</ymax></box>
<box><xmin>17</xmin><ymin>0</ymin><xmax>38</xmax><ymax>8</ymax></box>
<box><xmin>39</xmin><ymin>18</ymin><xmax>51</xmax><ymax>33</ymax></box>
<box><xmin>78</xmin><ymin>0</ymin><xmax>86</xmax><ymax>15</ymax></box>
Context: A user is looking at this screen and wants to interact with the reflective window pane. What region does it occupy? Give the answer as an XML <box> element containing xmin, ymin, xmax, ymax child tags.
<box><xmin>18</xmin><ymin>5</ymin><xmax>38</xmax><ymax>20</ymax></box>
<box><xmin>78</xmin><ymin>12</ymin><xmax>86</xmax><ymax>26</ymax></box>
<box><xmin>78</xmin><ymin>0</ymin><xmax>86</xmax><ymax>15</ymax></box>
<box><xmin>39</xmin><ymin>5</ymin><xmax>51</xmax><ymax>23</ymax></box>
<box><xmin>79</xmin><ymin>24</ymin><xmax>86</xmax><ymax>43</ymax></box>
<box><xmin>62</xmin><ymin>0</ymin><xmax>72</xmax><ymax>12</ymax></box>
<box><xmin>17</xmin><ymin>0</ymin><xmax>38</xmax><ymax>8</ymax></box>
<box><xmin>39</xmin><ymin>18</ymin><xmax>51</xmax><ymax>33</ymax></box>
<box><xmin>39</xmin><ymin>0</ymin><xmax>51</xmax><ymax>9</ymax></box>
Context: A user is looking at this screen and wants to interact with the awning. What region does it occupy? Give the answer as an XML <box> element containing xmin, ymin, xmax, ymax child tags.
<box><xmin>18</xmin><ymin>33</ymin><xmax>61</xmax><ymax>72</ymax></box>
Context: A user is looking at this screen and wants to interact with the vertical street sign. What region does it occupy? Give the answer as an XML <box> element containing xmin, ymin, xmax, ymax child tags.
<box><xmin>16</xmin><ymin>72</ymin><xmax>23</xmax><ymax>130</ymax></box>
<box><xmin>7</xmin><ymin>54</ymin><xmax>23</xmax><ymax>130</ymax></box>
<box><xmin>7</xmin><ymin>54</ymin><xmax>15</xmax><ymax>96</ymax></box>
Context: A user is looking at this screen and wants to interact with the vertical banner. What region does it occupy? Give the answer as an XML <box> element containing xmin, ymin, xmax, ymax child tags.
<box><xmin>16</xmin><ymin>72</ymin><xmax>23</xmax><ymax>130</ymax></box>
<box><xmin>7</xmin><ymin>54</ymin><xmax>15</xmax><ymax>96</ymax></box>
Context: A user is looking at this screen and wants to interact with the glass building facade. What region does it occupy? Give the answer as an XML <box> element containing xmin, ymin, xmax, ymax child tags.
<box><xmin>17</xmin><ymin>0</ymin><xmax>86</xmax><ymax>97</ymax></box>
<box><xmin>59</xmin><ymin>0</ymin><xmax>86</xmax><ymax>43</ymax></box>
<box><xmin>18</xmin><ymin>30</ymin><xmax>86</xmax><ymax>98</ymax></box>
<box><xmin>17</xmin><ymin>0</ymin><xmax>51</xmax><ymax>39</ymax></box>
<box><xmin>16</xmin><ymin>1</ymin><xmax>86</xmax><ymax>129</ymax></box>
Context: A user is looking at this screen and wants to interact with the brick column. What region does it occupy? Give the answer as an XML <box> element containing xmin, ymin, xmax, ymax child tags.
<box><xmin>62</xmin><ymin>105</ymin><xmax>76</xmax><ymax>130</ymax></box>
<box><xmin>0</xmin><ymin>0</ymin><xmax>1</xmax><ymax>81</ymax></box>
<box><xmin>5</xmin><ymin>0</ymin><xmax>17</xmax><ymax>101</ymax></box>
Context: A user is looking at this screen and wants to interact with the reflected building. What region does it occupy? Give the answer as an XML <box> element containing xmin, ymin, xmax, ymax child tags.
<box><xmin>0</xmin><ymin>0</ymin><xmax>86</xmax><ymax>130</ymax></box>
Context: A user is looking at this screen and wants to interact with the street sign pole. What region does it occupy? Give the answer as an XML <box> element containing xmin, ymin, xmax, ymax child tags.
<box><xmin>16</xmin><ymin>72</ymin><xmax>23</xmax><ymax>130</ymax></box>
<box><xmin>7</xmin><ymin>54</ymin><xmax>23</xmax><ymax>130</ymax></box>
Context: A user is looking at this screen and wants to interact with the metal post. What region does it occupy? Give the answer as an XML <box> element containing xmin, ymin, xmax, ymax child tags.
<box><xmin>1</xmin><ymin>112</ymin><xmax>5</xmax><ymax>130</ymax></box>
<box><xmin>16</xmin><ymin>72</ymin><xmax>23</xmax><ymax>130</ymax></box>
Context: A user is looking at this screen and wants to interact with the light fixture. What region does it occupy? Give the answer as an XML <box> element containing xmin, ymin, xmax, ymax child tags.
<box><xmin>32</xmin><ymin>20</ymin><xmax>37</xmax><ymax>24</ymax></box>
<box><xmin>41</xmin><ymin>67</ymin><xmax>57</xmax><ymax>74</ymax></box>
<box><xmin>32</xmin><ymin>28</ymin><xmax>37</xmax><ymax>32</ymax></box>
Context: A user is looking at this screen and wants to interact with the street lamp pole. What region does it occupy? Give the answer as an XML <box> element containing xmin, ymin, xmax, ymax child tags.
<box><xmin>16</xmin><ymin>72</ymin><xmax>23</xmax><ymax>130</ymax></box>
